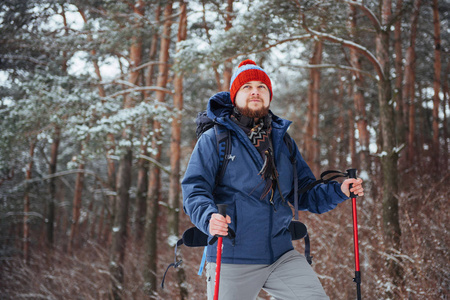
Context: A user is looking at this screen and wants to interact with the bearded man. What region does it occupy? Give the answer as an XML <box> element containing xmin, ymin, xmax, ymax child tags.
<box><xmin>182</xmin><ymin>59</ymin><xmax>364</xmax><ymax>300</ymax></box>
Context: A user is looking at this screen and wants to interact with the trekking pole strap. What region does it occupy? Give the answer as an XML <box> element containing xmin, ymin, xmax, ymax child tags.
<box><xmin>292</xmin><ymin>155</ymin><xmax>299</xmax><ymax>220</ymax></box>
<box><xmin>295</xmin><ymin>170</ymin><xmax>350</xmax><ymax>213</ymax></box>
<box><xmin>293</xmin><ymin>169</ymin><xmax>351</xmax><ymax>266</ymax></box>
<box><xmin>298</xmin><ymin>170</ymin><xmax>350</xmax><ymax>195</ymax></box>
<box><xmin>208</xmin><ymin>227</ymin><xmax>235</xmax><ymax>245</ymax></box>
<box><xmin>161</xmin><ymin>239</ymin><xmax>184</xmax><ymax>289</ymax></box>
<box><xmin>198</xmin><ymin>246</ymin><xmax>208</xmax><ymax>275</ymax></box>
<box><xmin>304</xmin><ymin>233</ymin><xmax>313</xmax><ymax>265</ymax></box>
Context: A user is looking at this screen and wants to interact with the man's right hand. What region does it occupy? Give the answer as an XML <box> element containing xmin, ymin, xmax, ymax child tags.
<box><xmin>209</xmin><ymin>213</ymin><xmax>231</xmax><ymax>236</ymax></box>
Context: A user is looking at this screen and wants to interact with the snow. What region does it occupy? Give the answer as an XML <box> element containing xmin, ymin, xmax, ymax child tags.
<box><xmin>378</xmin><ymin>151</ymin><xmax>388</xmax><ymax>157</ymax></box>
<box><xmin>358</xmin><ymin>169</ymin><xmax>370</xmax><ymax>181</ymax></box>
<box><xmin>167</xmin><ymin>235</ymin><xmax>179</xmax><ymax>247</ymax></box>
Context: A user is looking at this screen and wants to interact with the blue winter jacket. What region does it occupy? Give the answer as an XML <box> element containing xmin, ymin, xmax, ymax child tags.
<box><xmin>182</xmin><ymin>92</ymin><xmax>348</xmax><ymax>265</ymax></box>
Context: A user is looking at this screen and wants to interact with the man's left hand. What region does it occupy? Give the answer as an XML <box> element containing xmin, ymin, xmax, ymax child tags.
<box><xmin>341</xmin><ymin>178</ymin><xmax>364</xmax><ymax>198</ymax></box>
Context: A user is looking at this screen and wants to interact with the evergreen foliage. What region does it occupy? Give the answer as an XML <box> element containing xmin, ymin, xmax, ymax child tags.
<box><xmin>0</xmin><ymin>0</ymin><xmax>448</xmax><ymax>299</ymax></box>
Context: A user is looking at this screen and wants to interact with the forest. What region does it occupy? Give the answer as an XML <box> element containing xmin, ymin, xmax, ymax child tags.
<box><xmin>0</xmin><ymin>0</ymin><xmax>448</xmax><ymax>299</ymax></box>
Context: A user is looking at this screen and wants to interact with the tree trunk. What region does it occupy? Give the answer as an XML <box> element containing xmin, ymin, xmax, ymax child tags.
<box><xmin>442</xmin><ymin>62</ymin><xmax>450</xmax><ymax>171</ymax></box>
<box><xmin>348</xmin><ymin>109</ymin><xmax>357</xmax><ymax>166</ymax></box>
<box><xmin>45</xmin><ymin>4</ymin><xmax>68</xmax><ymax>249</ymax></box>
<box><xmin>79</xmin><ymin>6</ymin><xmax>117</xmax><ymax>246</ymax></box>
<box><xmin>144</xmin><ymin>160</ymin><xmax>161</xmax><ymax>298</ymax></box>
<box><xmin>305</xmin><ymin>40</ymin><xmax>322</xmax><ymax>176</ymax></box>
<box><xmin>431</xmin><ymin>0</ymin><xmax>442</xmax><ymax>172</ymax></box>
<box><xmin>135</xmin><ymin>4</ymin><xmax>161</xmax><ymax>242</ymax></box>
<box><xmin>221</xmin><ymin>0</ymin><xmax>234</xmax><ymax>91</ymax></box>
<box><xmin>337</xmin><ymin>74</ymin><xmax>347</xmax><ymax>169</ymax></box>
<box><xmin>135</xmin><ymin>155</ymin><xmax>148</xmax><ymax>241</ymax></box>
<box><xmin>377</xmin><ymin>0</ymin><xmax>403</xmax><ymax>297</ymax></box>
<box><xmin>417</xmin><ymin>84</ymin><xmax>426</xmax><ymax>162</ymax></box>
<box><xmin>68</xmin><ymin>152</ymin><xmax>85</xmax><ymax>255</ymax></box>
<box><xmin>110</xmin><ymin>149</ymin><xmax>132</xmax><ymax>300</ymax></box>
<box><xmin>144</xmin><ymin>1</ymin><xmax>173</xmax><ymax>297</ymax></box>
<box><xmin>200</xmin><ymin>1</ymin><xmax>222</xmax><ymax>91</ymax></box>
<box><xmin>110</xmin><ymin>2</ymin><xmax>145</xmax><ymax>298</ymax></box>
<box><xmin>349</xmin><ymin>3</ymin><xmax>370</xmax><ymax>173</ymax></box>
<box><xmin>328</xmin><ymin>78</ymin><xmax>344</xmax><ymax>169</ymax></box>
<box><xmin>47</xmin><ymin>125</ymin><xmax>60</xmax><ymax>247</ymax></box>
<box><xmin>393</xmin><ymin>0</ymin><xmax>406</xmax><ymax>148</ymax></box>
<box><xmin>167</xmin><ymin>2</ymin><xmax>188</xmax><ymax>298</ymax></box>
<box><xmin>23</xmin><ymin>140</ymin><xmax>36</xmax><ymax>263</ymax></box>
<box><xmin>403</xmin><ymin>0</ymin><xmax>422</xmax><ymax>163</ymax></box>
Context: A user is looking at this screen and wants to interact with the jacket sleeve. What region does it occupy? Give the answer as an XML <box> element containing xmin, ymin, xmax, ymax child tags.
<box><xmin>182</xmin><ymin>131</ymin><xmax>219</xmax><ymax>235</ymax></box>
<box><xmin>291</xmin><ymin>139</ymin><xmax>349</xmax><ymax>214</ymax></box>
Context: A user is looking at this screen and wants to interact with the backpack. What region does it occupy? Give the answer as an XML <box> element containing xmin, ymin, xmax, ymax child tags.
<box><xmin>161</xmin><ymin>111</ymin><xmax>351</xmax><ymax>288</ymax></box>
<box><xmin>195</xmin><ymin>111</ymin><xmax>232</xmax><ymax>186</ymax></box>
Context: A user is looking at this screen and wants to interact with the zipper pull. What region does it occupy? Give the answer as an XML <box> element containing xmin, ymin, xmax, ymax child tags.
<box><xmin>269</xmin><ymin>189</ymin><xmax>277</xmax><ymax>212</ymax></box>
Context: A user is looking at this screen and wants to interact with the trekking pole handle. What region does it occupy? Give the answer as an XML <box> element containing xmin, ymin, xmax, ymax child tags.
<box><xmin>346</xmin><ymin>169</ymin><xmax>357</xmax><ymax>198</ymax></box>
<box><xmin>214</xmin><ymin>204</ymin><xmax>228</xmax><ymax>300</ymax></box>
<box><xmin>217</xmin><ymin>204</ymin><xmax>227</xmax><ymax>217</ymax></box>
<box><xmin>208</xmin><ymin>204</ymin><xmax>229</xmax><ymax>246</ymax></box>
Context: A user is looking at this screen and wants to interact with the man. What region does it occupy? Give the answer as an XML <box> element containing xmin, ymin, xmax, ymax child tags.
<box><xmin>182</xmin><ymin>59</ymin><xmax>364</xmax><ymax>299</ymax></box>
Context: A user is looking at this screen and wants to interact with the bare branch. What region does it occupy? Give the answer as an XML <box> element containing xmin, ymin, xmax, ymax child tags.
<box><xmin>225</xmin><ymin>34</ymin><xmax>314</xmax><ymax>62</ymax></box>
<box><xmin>297</xmin><ymin>3</ymin><xmax>384</xmax><ymax>80</ymax></box>
<box><xmin>285</xmin><ymin>63</ymin><xmax>375</xmax><ymax>79</ymax></box>
<box><xmin>139</xmin><ymin>154</ymin><xmax>171</xmax><ymax>175</ymax></box>
<box><xmin>306</xmin><ymin>29</ymin><xmax>384</xmax><ymax>81</ymax></box>
<box><xmin>387</xmin><ymin>1</ymin><xmax>413</xmax><ymax>28</ymax></box>
<box><xmin>344</xmin><ymin>1</ymin><xmax>382</xmax><ymax>32</ymax></box>
<box><xmin>130</xmin><ymin>60</ymin><xmax>170</xmax><ymax>73</ymax></box>
<box><xmin>0</xmin><ymin>54</ymin><xmax>48</xmax><ymax>66</ymax></box>
<box><xmin>42</xmin><ymin>169</ymin><xmax>107</xmax><ymax>186</ymax></box>
<box><xmin>1</xmin><ymin>211</ymin><xmax>44</xmax><ymax>219</ymax></box>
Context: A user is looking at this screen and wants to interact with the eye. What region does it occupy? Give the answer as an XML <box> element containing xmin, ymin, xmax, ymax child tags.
<box><xmin>258</xmin><ymin>85</ymin><xmax>267</xmax><ymax>89</ymax></box>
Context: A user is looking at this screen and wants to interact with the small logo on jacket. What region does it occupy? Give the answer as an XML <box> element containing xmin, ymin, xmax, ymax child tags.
<box><xmin>226</xmin><ymin>154</ymin><xmax>236</xmax><ymax>161</ymax></box>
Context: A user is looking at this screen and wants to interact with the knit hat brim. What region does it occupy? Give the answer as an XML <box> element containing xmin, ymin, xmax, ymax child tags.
<box><xmin>229</xmin><ymin>59</ymin><xmax>272</xmax><ymax>105</ymax></box>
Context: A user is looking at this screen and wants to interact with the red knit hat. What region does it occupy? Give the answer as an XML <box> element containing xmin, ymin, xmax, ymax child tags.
<box><xmin>229</xmin><ymin>59</ymin><xmax>272</xmax><ymax>105</ymax></box>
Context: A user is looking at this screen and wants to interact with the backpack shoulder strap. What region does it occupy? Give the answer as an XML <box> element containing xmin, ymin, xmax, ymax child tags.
<box><xmin>283</xmin><ymin>133</ymin><xmax>299</xmax><ymax>220</ymax></box>
<box><xmin>214</xmin><ymin>124</ymin><xmax>232</xmax><ymax>185</ymax></box>
<box><xmin>285</xmin><ymin>133</ymin><xmax>314</xmax><ymax>264</ymax></box>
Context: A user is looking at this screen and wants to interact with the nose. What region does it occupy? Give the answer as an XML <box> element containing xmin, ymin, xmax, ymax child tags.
<box><xmin>251</xmin><ymin>87</ymin><xmax>259</xmax><ymax>95</ymax></box>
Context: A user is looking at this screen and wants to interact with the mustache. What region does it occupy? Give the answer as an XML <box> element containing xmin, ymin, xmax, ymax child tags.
<box><xmin>247</xmin><ymin>96</ymin><xmax>262</xmax><ymax>102</ymax></box>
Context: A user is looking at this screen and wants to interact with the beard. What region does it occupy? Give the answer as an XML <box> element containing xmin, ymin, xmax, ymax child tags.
<box><xmin>235</xmin><ymin>102</ymin><xmax>270</xmax><ymax>119</ymax></box>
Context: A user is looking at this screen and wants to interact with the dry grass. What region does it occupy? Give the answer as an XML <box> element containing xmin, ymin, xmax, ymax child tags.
<box><xmin>1</xmin><ymin>167</ymin><xmax>448</xmax><ymax>299</ymax></box>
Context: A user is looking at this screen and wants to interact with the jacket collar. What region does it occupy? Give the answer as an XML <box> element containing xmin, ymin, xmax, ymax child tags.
<box><xmin>207</xmin><ymin>91</ymin><xmax>292</xmax><ymax>134</ymax></box>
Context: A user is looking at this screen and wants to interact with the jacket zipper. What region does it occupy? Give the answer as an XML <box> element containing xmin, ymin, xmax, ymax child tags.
<box><xmin>269</xmin><ymin>200</ymin><xmax>274</xmax><ymax>262</ymax></box>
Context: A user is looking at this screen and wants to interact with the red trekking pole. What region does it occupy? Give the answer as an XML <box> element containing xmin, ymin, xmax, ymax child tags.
<box><xmin>214</xmin><ymin>204</ymin><xmax>227</xmax><ymax>300</ymax></box>
<box><xmin>347</xmin><ymin>169</ymin><xmax>362</xmax><ymax>300</ymax></box>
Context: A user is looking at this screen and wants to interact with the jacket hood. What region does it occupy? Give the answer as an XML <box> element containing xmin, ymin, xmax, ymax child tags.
<box><xmin>206</xmin><ymin>91</ymin><xmax>234</xmax><ymax>121</ymax></box>
<box><xmin>206</xmin><ymin>91</ymin><xmax>292</xmax><ymax>131</ymax></box>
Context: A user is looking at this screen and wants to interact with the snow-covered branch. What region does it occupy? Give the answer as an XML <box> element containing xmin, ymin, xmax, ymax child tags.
<box><xmin>226</xmin><ymin>34</ymin><xmax>314</xmax><ymax>61</ymax></box>
<box><xmin>139</xmin><ymin>154</ymin><xmax>171</xmax><ymax>175</ymax></box>
<box><xmin>306</xmin><ymin>29</ymin><xmax>384</xmax><ymax>81</ymax></box>
<box><xmin>344</xmin><ymin>1</ymin><xmax>382</xmax><ymax>32</ymax></box>
<box><xmin>0</xmin><ymin>211</ymin><xmax>44</xmax><ymax>219</ymax></box>
<box><xmin>285</xmin><ymin>63</ymin><xmax>375</xmax><ymax>79</ymax></box>
<box><xmin>108</xmin><ymin>86</ymin><xmax>173</xmax><ymax>98</ymax></box>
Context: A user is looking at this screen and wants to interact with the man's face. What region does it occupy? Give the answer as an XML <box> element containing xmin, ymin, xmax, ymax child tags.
<box><xmin>234</xmin><ymin>81</ymin><xmax>271</xmax><ymax>119</ymax></box>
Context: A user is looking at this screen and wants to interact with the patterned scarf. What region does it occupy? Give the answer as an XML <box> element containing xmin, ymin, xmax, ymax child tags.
<box><xmin>231</xmin><ymin>108</ymin><xmax>278</xmax><ymax>200</ymax></box>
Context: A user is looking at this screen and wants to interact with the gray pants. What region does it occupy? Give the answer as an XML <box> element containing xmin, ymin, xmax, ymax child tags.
<box><xmin>205</xmin><ymin>250</ymin><xmax>329</xmax><ymax>300</ymax></box>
